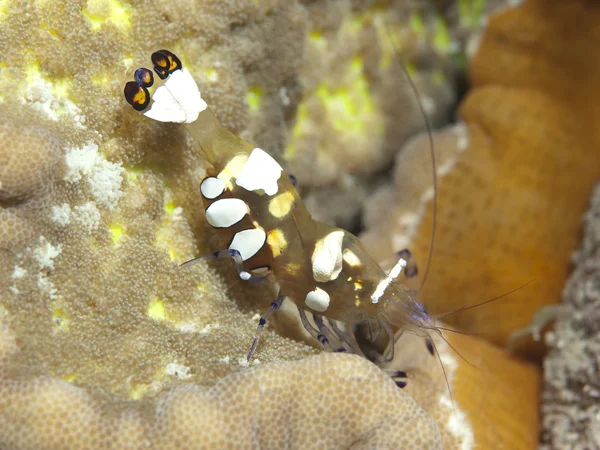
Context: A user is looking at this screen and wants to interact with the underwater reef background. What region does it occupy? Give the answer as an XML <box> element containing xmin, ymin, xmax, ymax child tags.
<box><xmin>0</xmin><ymin>0</ymin><xmax>598</xmax><ymax>449</ymax></box>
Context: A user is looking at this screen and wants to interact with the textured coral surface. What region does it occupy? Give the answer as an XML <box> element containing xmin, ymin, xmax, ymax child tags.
<box><xmin>540</xmin><ymin>184</ymin><xmax>600</xmax><ymax>450</ymax></box>
<box><xmin>0</xmin><ymin>0</ymin><xmax>545</xmax><ymax>448</ymax></box>
<box><xmin>361</xmin><ymin>0</ymin><xmax>600</xmax><ymax>354</ymax></box>
<box><xmin>0</xmin><ymin>0</ymin><xmax>477</xmax><ymax>449</ymax></box>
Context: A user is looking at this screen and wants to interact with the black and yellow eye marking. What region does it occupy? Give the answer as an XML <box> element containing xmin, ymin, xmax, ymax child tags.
<box><xmin>151</xmin><ymin>49</ymin><xmax>182</xmax><ymax>80</ymax></box>
<box><xmin>134</xmin><ymin>67</ymin><xmax>154</xmax><ymax>88</ymax></box>
<box><xmin>124</xmin><ymin>81</ymin><xmax>150</xmax><ymax>111</ymax></box>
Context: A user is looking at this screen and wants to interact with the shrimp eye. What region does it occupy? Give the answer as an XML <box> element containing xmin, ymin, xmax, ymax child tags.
<box><xmin>124</xmin><ymin>81</ymin><xmax>150</xmax><ymax>111</ymax></box>
<box><xmin>134</xmin><ymin>67</ymin><xmax>154</xmax><ymax>88</ymax></box>
<box><xmin>151</xmin><ymin>49</ymin><xmax>182</xmax><ymax>79</ymax></box>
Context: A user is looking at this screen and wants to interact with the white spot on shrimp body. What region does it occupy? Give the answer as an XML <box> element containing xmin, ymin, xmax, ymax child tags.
<box><xmin>235</xmin><ymin>148</ymin><xmax>283</xmax><ymax>196</ymax></box>
<box><xmin>311</xmin><ymin>230</ymin><xmax>345</xmax><ymax>282</ymax></box>
<box><xmin>144</xmin><ymin>68</ymin><xmax>207</xmax><ymax>124</ymax></box>
<box><xmin>229</xmin><ymin>228</ymin><xmax>267</xmax><ymax>261</ymax></box>
<box><xmin>205</xmin><ymin>198</ymin><xmax>249</xmax><ymax>228</ymax></box>
<box><xmin>305</xmin><ymin>287</ymin><xmax>330</xmax><ymax>312</ymax></box>
<box><xmin>200</xmin><ymin>177</ymin><xmax>225</xmax><ymax>199</ymax></box>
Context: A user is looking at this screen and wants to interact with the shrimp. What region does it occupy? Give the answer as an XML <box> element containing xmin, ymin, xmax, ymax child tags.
<box><xmin>124</xmin><ymin>49</ymin><xmax>440</xmax><ymax>387</ymax></box>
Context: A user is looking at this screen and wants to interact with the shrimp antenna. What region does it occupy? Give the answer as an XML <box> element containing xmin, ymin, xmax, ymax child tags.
<box><xmin>427</xmin><ymin>332</ymin><xmax>456</xmax><ymax>413</ymax></box>
<box><xmin>433</xmin><ymin>279</ymin><xmax>536</xmax><ymax>320</ymax></box>
<box><xmin>383</xmin><ymin>22</ymin><xmax>437</xmax><ymax>293</ymax></box>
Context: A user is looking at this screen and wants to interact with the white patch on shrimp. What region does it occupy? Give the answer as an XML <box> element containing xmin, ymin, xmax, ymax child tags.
<box><xmin>205</xmin><ymin>198</ymin><xmax>249</xmax><ymax>228</ymax></box>
<box><xmin>311</xmin><ymin>230</ymin><xmax>345</xmax><ymax>282</ymax></box>
<box><xmin>371</xmin><ymin>257</ymin><xmax>407</xmax><ymax>304</ymax></box>
<box><xmin>305</xmin><ymin>287</ymin><xmax>330</xmax><ymax>313</ymax></box>
<box><xmin>235</xmin><ymin>148</ymin><xmax>283</xmax><ymax>196</ymax></box>
<box><xmin>144</xmin><ymin>68</ymin><xmax>207</xmax><ymax>123</ymax></box>
<box><xmin>342</xmin><ymin>248</ymin><xmax>362</xmax><ymax>267</ymax></box>
<box><xmin>229</xmin><ymin>228</ymin><xmax>266</xmax><ymax>261</ymax></box>
<box><xmin>200</xmin><ymin>177</ymin><xmax>226</xmax><ymax>199</ymax></box>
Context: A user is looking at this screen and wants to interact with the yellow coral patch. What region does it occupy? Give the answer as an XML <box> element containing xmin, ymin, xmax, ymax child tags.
<box><xmin>316</xmin><ymin>56</ymin><xmax>378</xmax><ymax>136</ymax></box>
<box><xmin>147</xmin><ymin>298</ymin><xmax>165</xmax><ymax>321</ymax></box>
<box><xmin>83</xmin><ymin>0</ymin><xmax>131</xmax><ymax>31</ymax></box>
<box><xmin>164</xmin><ymin>202</ymin><xmax>176</xmax><ymax>215</ymax></box>
<box><xmin>108</xmin><ymin>224</ymin><xmax>124</xmax><ymax>245</ymax></box>
<box><xmin>51</xmin><ymin>307</ymin><xmax>69</xmax><ymax>331</ymax></box>
<box><xmin>268</xmin><ymin>191</ymin><xmax>295</xmax><ymax>218</ymax></box>
<box><xmin>63</xmin><ymin>373</ymin><xmax>77</xmax><ymax>383</ymax></box>
<box><xmin>433</xmin><ymin>15</ymin><xmax>451</xmax><ymax>53</ymax></box>
<box><xmin>246</xmin><ymin>86</ymin><xmax>263</xmax><ymax>113</ymax></box>
<box><xmin>204</xmin><ymin>68</ymin><xmax>219</xmax><ymax>82</ymax></box>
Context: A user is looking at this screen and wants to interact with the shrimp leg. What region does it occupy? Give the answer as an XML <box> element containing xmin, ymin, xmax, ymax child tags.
<box><xmin>180</xmin><ymin>249</ymin><xmax>269</xmax><ymax>284</ymax></box>
<box><xmin>247</xmin><ymin>290</ymin><xmax>286</xmax><ymax>361</ymax></box>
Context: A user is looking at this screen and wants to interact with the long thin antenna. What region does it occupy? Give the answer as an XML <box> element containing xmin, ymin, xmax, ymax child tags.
<box><xmin>434</xmin><ymin>279</ymin><xmax>536</xmax><ymax>320</ymax></box>
<box><xmin>383</xmin><ymin>23</ymin><xmax>437</xmax><ymax>293</ymax></box>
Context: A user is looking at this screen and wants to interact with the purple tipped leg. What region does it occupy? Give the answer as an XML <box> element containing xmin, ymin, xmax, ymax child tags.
<box><xmin>425</xmin><ymin>338</ymin><xmax>435</xmax><ymax>356</ymax></box>
<box><xmin>247</xmin><ymin>291</ymin><xmax>286</xmax><ymax>361</ymax></box>
<box><xmin>397</xmin><ymin>248</ymin><xmax>418</xmax><ymax>279</ymax></box>
<box><xmin>180</xmin><ymin>249</ymin><xmax>270</xmax><ymax>284</ymax></box>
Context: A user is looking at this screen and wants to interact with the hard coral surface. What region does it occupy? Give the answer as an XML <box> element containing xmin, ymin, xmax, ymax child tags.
<box><xmin>361</xmin><ymin>0</ymin><xmax>600</xmax><ymax>352</ymax></box>
<box><xmin>540</xmin><ymin>183</ymin><xmax>600</xmax><ymax>450</ymax></box>
<box><xmin>0</xmin><ymin>0</ymin><xmax>445</xmax><ymax>449</ymax></box>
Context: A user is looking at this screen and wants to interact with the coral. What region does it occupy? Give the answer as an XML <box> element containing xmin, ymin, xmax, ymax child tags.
<box><xmin>0</xmin><ymin>330</ymin><xmax>441</xmax><ymax>450</ymax></box>
<box><xmin>386</xmin><ymin>326</ymin><xmax>540</xmax><ymax>450</ymax></box>
<box><xmin>361</xmin><ymin>0</ymin><xmax>600</xmax><ymax>354</ymax></box>
<box><xmin>0</xmin><ymin>108</ymin><xmax>61</xmax><ymax>203</ymax></box>
<box><xmin>540</xmin><ymin>183</ymin><xmax>600</xmax><ymax>450</ymax></box>
<box><xmin>0</xmin><ymin>0</ymin><xmax>543</xmax><ymax>448</ymax></box>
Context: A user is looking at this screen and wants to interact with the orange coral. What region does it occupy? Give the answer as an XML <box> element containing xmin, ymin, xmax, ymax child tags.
<box><xmin>363</xmin><ymin>0</ymin><xmax>600</xmax><ymax>353</ymax></box>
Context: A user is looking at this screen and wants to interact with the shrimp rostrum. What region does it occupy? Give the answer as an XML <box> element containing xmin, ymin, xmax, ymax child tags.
<box><xmin>124</xmin><ymin>50</ymin><xmax>438</xmax><ymax>381</ymax></box>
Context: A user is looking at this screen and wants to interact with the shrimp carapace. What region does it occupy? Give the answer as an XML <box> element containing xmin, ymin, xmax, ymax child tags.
<box><xmin>124</xmin><ymin>49</ymin><xmax>435</xmax><ymax>370</ymax></box>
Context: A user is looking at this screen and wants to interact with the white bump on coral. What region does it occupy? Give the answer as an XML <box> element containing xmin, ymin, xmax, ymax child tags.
<box><xmin>51</xmin><ymin>203</ymin><xmax>71</xmax><ymax>226</ymax></box>
<box><xmin>305</xmin><ymin>287</ymin><xmax>330</xmax><ymax>312</ymax></box>
<box><xmin>73</xmin><ymin>202</ymin><xmax>101</xmax><ymax>232</ymax></box>
<box><xmin>64</xmin><ymin>143</ymin><xmax>124</xmax><ymax>209</ymax></box>
<box><xmin>11</xmin><ymin>266</ymin><xmax>26</xmax><ymax>279</ymax></box>
<box><xmin>88</xmin><ymin>156</ymin><xmax>124</xmax><ymax>209</ymax></box>
<box><xmin>165</xmin><ymin>363</ymin><xmax>191</xmax><ymax>380</ymax></box>
<box><xmin>20</xmin><ymin>69</ymin><xmax>85</xmax><ymax>126</ymax></box>
<box><xmin>229</xmin><ymin>228</ymin><xmax>266</xmax><ymax>261</ymax></box>
<box><xmin>205</xmin><ymin>198</ymin><xmax>249</xmax><ymax>228</ymax></box>
<box><xmin>235</xmin><ymin>148</ymin><xmax>283</xmax><ymax>196</ymax></box>
<box><xmin>64</xmin><ymin>143</ymin><xmax>98</xmax><ymax>183</ymax></box>
<box><xmin>144</xmin><ymin>68</ymin><xmax>207</xmax><ymax>124</ymax></box>
<box><xmin>33</xmin><ymin>236</ymin><xmax>62</xmax><ymax>271</ymax></box>
<box><xmin>311</xmin><ymin>230</ymin><xmax>345</xmax><ymax>282</ymax></box>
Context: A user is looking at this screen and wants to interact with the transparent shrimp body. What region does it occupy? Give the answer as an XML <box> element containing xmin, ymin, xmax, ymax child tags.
<box><xmin>124</xmin><ymin>50</ymin><xmax>429</xmax><ymax>365</ymax></box>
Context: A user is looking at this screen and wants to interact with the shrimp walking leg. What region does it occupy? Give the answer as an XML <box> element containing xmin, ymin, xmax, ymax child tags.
<box><xmin>297</xmin><ymin>308</ymin><xmax>335</xmax><ymax>351</ymax></box>
<box><xmin>330</xmin><ymin>321</ymin><xmax>365</xmax><ymax>357</ymax></box>
<box><xmin>247</xmin><ymin>290</ymin><xmax>286</xmax><ymax>361</ymax></box>
<box><xmin>180</xmin><ymin>249</ymin><xmax>269</xmax><ymax>284</ymax></box>
<box><xmin>313</xmin><ymin>314</ymin><xmax>345</xmax><ymax>352</ymax></box>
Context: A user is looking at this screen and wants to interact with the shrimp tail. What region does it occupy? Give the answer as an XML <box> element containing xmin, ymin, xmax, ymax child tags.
<box><xmin>124</xmin><ymin>50</ymin><xmax>251</xmax><ymax>166</ymax></box>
